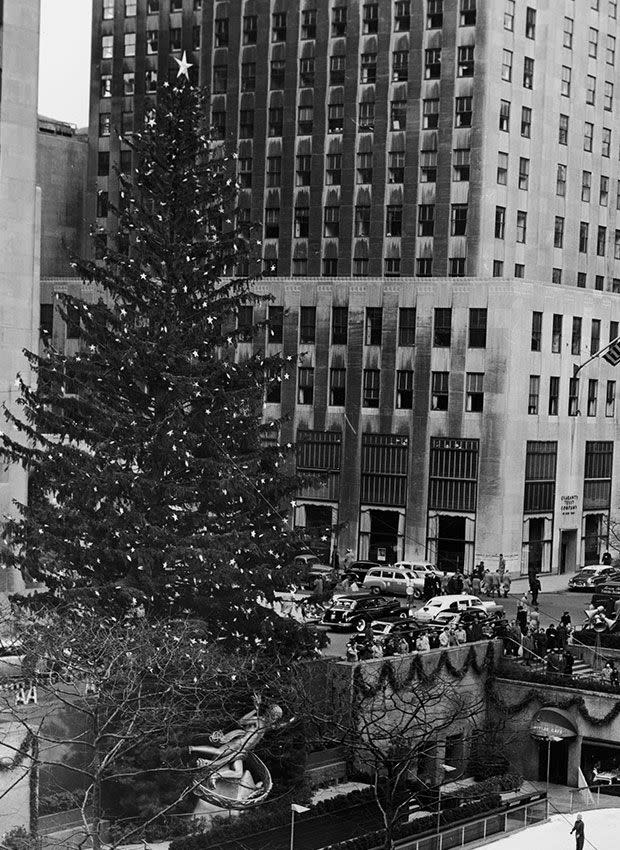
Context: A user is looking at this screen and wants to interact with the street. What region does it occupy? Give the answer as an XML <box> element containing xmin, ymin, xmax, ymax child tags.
<box><xmin>320</xmin><ymin>580</ymin><xmax>596</xmax><ymax>659</ymax></box>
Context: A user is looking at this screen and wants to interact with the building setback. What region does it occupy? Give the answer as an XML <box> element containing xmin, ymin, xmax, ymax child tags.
<box><xmin>87</xmin><ymin>0</ymin><xmax>620</xmax><ymax>573</ymax></box>
<box><xmin>0</xmin><ymin>0</ymin><xmax>41</xmax><ymax>592</ymax></box>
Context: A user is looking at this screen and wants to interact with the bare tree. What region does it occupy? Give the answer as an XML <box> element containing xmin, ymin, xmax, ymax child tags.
<box><xmin>300</xmin><ymin>654</ymin><xmax>487</xmax><ymax>850</ymax></box>
<box><xmin>0</xmin><ymin>610</ymin><xmax>297</xmax><ymax>849</ymax></box>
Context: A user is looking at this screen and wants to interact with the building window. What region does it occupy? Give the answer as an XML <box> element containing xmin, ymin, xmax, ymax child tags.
<box><xmin>396</xmin><ymin>370</ymin><xmax>414</xmax><ymax>409</ymax></box>
<box><xmin>266</xmin><ymin>156</ymin><xmax>282</xmax><ymax>188</ymax></box>
<box><xmin>586</xmin><ymin>75</ymin><xmax>596</xmax><ymax>105</ymax></box>
<box><xmin>602</xmin><ymin>127</ymin><xmax>611</xmax><ymax>157</ymax></box>
<box><xmin>292</xmin><ymin>258</ymin><xmax>308</xmax><ymax>276</ymax></box>
<box><xmin>271</xmin><ymin>59</ymin><xmax>285</xmax><ymax>89</ymax></box>
<box><xmin>363</xmin><ymin>370</ymin><xmax>380</xmax><ymax>408</ymax></box>
<box><xmin>563</xmin><ymin>16</ymin><xmax>573</xmax><ymax>48</ymax></box>
<box><xmin>426</xmin><ymin>0</ymin><xmax>441</xmax><ymax>28</ymax></box>
<box><xmin>424</xmin><ymin>99</ymin><xmax>440</xmax><ymax>129</ymax></box>
<box><xmin>331</xmin><ymin>6</ymin><xmax>347</xmax><ymax>37</ymax></box>
<box><xmin>468</xmin><ymin>308</ymin><xmax>487</xmax><ymax>348</ymax></box>
<box><xmin>554</xmin><ymin>216</ymin><xmax>564</xmax><ymax>248</ymax></box>
<box><xmin>528</xmin><ymin>375</ymin><xmax>540</xmax><ymax>414</ymax></box>
<box><xmin>236</xmin><ymin>306</ymin><xmax>254</xmax><ymax>343</ymax></box>
<box><xmin>124</xmin><ymin>32</ymin><xmax>136</xmax><ymax>56</ymax></box>
<box><xmin>296</xmin><ymin>155</ymin><xmax>311</xmax><ymax>186</ymax></box>
<box><xmin>459</xmin><ymin>0</ymin><xmax>476</xmax><ymax>26</ymax></box>
<box><xmin>103</xmin><ymin>0</ymin><xmax>114</xmax><ymax>18</ymax></box>
<box><xmin>582</xmin><ymin>172</ymin><xmax>592</xmax><ymax>202</ymax></box>
<box><xmin>531</xmin><ymin>311</ymin><xmax>542</xmax><ymax>351</ymax></box>
<box><xmin>238</xmin><ymin>157</ymin><xmax>252</xmax><ymax>188</ymax></box>
<box><xmin>466</xmin><ymin>373</ymin><xmax>484</xmax><ymax>412</ymax></box>
<box><xmin>358</xmin><ymin>102</ymin><xmax>375</xmax><ymax>131</ymax></box>
<box><xmin>450</xmin><ymin>204</ymin><xmax>468</xmax><ymax>236</ymax></box>
<box><xmin>568</xmin><ymin>377</ymin><xmax>580</xmax><ymax>416</ymax></box>
<box><xmin>360</xmin><ymin>53</ymin><xmax>377</xmax><ymax>83</ymax></box>
<box><xmin>515</xmin><ymin>263</ymin><xmax>525</xmax><ymax>278</ymax></box>
<box><xmin>458</xmin><ymin>46</ymin><xmax>475</xmax><ymax>77</ymax></box>
<box><xmin>606</xmin><ymin>381</ymin><xmax>616</xmax><ymax>416</ymax></box>
<box><xmin>552</xmin><ymin>314</ymin><xmax>562</xmax><ymax>353</ymax></box>
<box><xmin>328</xmin><ymin>102</ymin><xmax>345</xmax><ymax>132</ymax></box>
<box><xmin>424</xmin><ymin>48</ymin><xmax>441</xmax><ymax>79</ymax></box>
<box><xmin>365</xmin><ymin>308</ymin><xmax>383</xmax><ymax>346</ymax></box>
<box><xmin>390</xmin><ymin>100</ymin><xmax>407</xmax><ymax>131</ymax></box>
<box><xmin>497</xmin><ymin>152</ymin><xmax>508</xmax><ymax>185</ymax></box>
<box><xmin>501</xmin><ymin>49</ymin><xmax>513</xmax><ymax>81</ymax></box>
<box><xmin>146</xmin><ymin>29</ymin><xmax>158</xmax><ymax>53</ymax></box>
<box><xmin>145</xmin><ymin>69</ymin><xmax>158</xmax><ymax>92</ymax></box>
<box><xmin>495</xmin><ymin>206</ymin><xmax>506</xmax><ymax>239</ymax></box>
<box><xmin>552</xmin><ymin>268</ymin><xmax>562</xmax><ymax>285</ymax></box>
<box><xmin>597</xmin><ymin>226</ymin><xmax>606</xmax><ymax>256</ymax></box>
<box><xmin>523</xmin><ymin>56</ymin><xmax>534</xmax><ymax>89</ymax></box>
<box><xmin>589</xmin><ymin>27</ymin><xmax>599</xmax><ymax>58</ymax></box>
<box><xmin>499</xmin><ymin>100</ymin><xmax>510</xmax><ymax>131</ymax></box>
<box><xmin>123</xmin><ymin>72</ymin><xmax>135</xmax><ymax>95</ymax></box>
<box><xmin>452</xmin><ymin>148</ymin><xmax>470</xmax><ymax>181</ymax></box>
<box><xmin>608</xmin><ymin>34</ymin><xmax>616</xmax><ymax>64</ymax></box>
<box><xmin>604</xmin><ymin>81</ymin><xmax>613</xmax><ymax>111</ymax></box>
<box><xmin>393</xmin><ymin>50</ymin><xmax>409</xmax><ymax>81</ymax></box>
<box><xmin>398</xmin><ymin>308</ymin><xmax>416</xmax><ymax>346</ymax></box>
<box><xmin>455</xmin><ymin>97</ymin><xmax>473</xmax><ymax>127</ymax></box>
<box><xmin>390</xmin><ymin>150</ymin><xmax>406</xmax><ymax>183</ymax></box>
<box><xmin>214</xmin><ymin>18</ymin><xmax>229</xmax><ymax>47</ymax></box>
<box><xmin>521</xmin><ymin>106</ymin><xmax>532</xmax><ymax>138</ymax></box>
<box><xmin>239</xmin><ymin>110</ymin><xmax>254</xmax><ymax>138</ymax></box>
<box><xmin>101</xmin><ymin>34</ymin><xmax>113</xmax><ymax>59</ymax></box>
<box><xmin>561</xmin><ymin>65</ymin><xmax>571</xmax><ymax>97</ymax></box>
<box><xmin>493</xmin><ymin>260</ymin><xmax>504</xmax><ymax>278</ymax></box>
<box><xmin>298</xmin><ymin>368</ymin><xmax>314</xmax><ymax>405</ymax></box>
<box><xmin>412</xmin><ymin>258</ymin><xmax>430</xmax><ymax>277</ymax></box>
<box><xmin>330</xmin><ymin>55</ymin><xmax>346</xmax><ymax>85</ymax></box>
<box><xmin>600</xmin><ymin>176</ymin><xmax>609</xmax><ymax>206</ymax></box>
<box><xmin>294</xmin><ymin>206</ymin><xmax>310</xmax><ymax>238</ymax></box>
<box><xmin>330</xmin><ymin>368</ymin><xmax>346</xmax><ymax>406</ymax></box>
<box><xmin>362</xmin><ymin>3</ymin><xmax>379</xmax><ymax>33</ymax></box>
<box><xmin>298</xmin><ymin>307</ymin><xmax>316</xmax><ymax>344</ymax></box>
<box><xmin>587</xmin><ymin>379</ymin><xmax>599</xmax><ymax>416</ymax></box>
<box><xmin>264</xmin><ymin>207</ymin><xmax>280</xmax><ymax>240</ymax></box>
<box><xmin>572</xmin><ymin>317</ymin><xmax>582</xmax><ymax>355</ymax></box>
<box><xmin>418</xmin><ymin>204</ymin><xmax>435</xmax><ymax>236</ymax></box>
<box><xmin>559</xmin><ymin>114</ymin><xmax>569</xmax><ymax>145</ymax></box>
<box><xmin>299</xmin><ymin>58</ymin><xmax>315</xmax><ymax>88</ymax></box>
<box><xmin>596</xmin><ymin>275</ymin><xmax>605</xmax><ymax>291</ymax></box>
<box><xmin>169</xmin><ymin>27</ymin><xmax>181</xmax><ymax>51</ymax></box>
<box><xmin>242</xmin><ymin>15</ymin><xmax>258</xmax><ymax>45</ymax></box>
<box><xmin>504</xmin><ymin>0</ymin><xmax>515</xmax><ymax>30</ymax></box>
<box><xmin>100</xmin><ymin>75</ymin><xmax>112</xmax><ymax>97</ymax></box>
<box><xmin>213</xmin><ymin>65</ymin><xmax>228</xmax><ymax>94</ymax></box>
<box><xmin>610</xmin><ymin>321</ymin><xmax>619</xmax><ymax>343</ymax></box>
<box><xmin>431</xmin><ymin>372</ymin><xmax>449</xmax><ymax>410</ymax></box>
<box><xmin>434</xmin><ymin>308</ymin><xmax>452</xmax><ymax>347</ymax></box>
<box><xmin>615</xmin><ymin>229</ymin><xmax>620</xmax><ymax>259</ymax></box>
<box><xmin>386</xmin><ymin>206</ymin><xmax>403</xmax><ymax>237</ymax></box>
<box><xmin>525</xmin><ymin>6</ymin><xmax>536</xmax><ymax>37</ymax></box>
<box><xmin>548</xmin><ymin>377</ymin><xmax>559</xmax><ymax>415</ymax></box>
<box><xmin>301</xmin><ymin>9</ymin><xmax>317</xmax><ymax>39</ymax></box>
<box><xmin>267</xmin><ymin>306</ymin><xmax>284</xmax><ymax>345</ymax></box>
<box><xmin>324</xmin><ymin>206</ymin><xmax>340</xmax><ymax>238</ymax></box>
<box><xmin>96</xmin><ymin>190</ymin><xmax>109</xmax><ymax>218</ymax></box>
<box><xmin>272</xmin><ymin>12</ymin><xmax>286</xmax><ymax>42</ymax></box>
<box><xmin>332</xmin><ymin>306</ymin><xmax>348</xmax><ymax>345</ymax></box>
<box><xmin>584</xmin><ymin>122</ymin><xmax>594</xmax><ymax>152</ymax></box>
<box><xmin>385</xmin><ymin>257</ymin><xmax>401</xmax><ymax>277</ymax></box>
<box><xmin>518</xmin><ymin>157</ymin><xmax>530</xmax><ymax>190</ymax></box>
<box><xmin>591</xmin><ymin>319</ymin><xmax>601</xmax><ymax>354</ymax></box>
<box><xmin>355</xmin><ymin>205</ymin><xmax>371</xmax><ymax>237</ymax></box>
<box><xmin>353</xmin><ymin>258</ymin><xmax>369</xmax><ymax>276</ymax></box>
<box><xmin>326</xmin><ymin>153</ymin><xmax>342</xmax><ymax>185</ymax></box>
<box><xmin>524</xmin><ymin>441</ymin><xmax>557</xmax><ymax>513</ymax></box>
<box><xmin>611</xmin><ymin>1</ymin><xmax>618</xmax><ymax>20</ymax></box>
<box><xmin>449</xmin><ymin>258</ymin><xmax>466</xmax><ymax>277</ymax></box>
<box><xmin>516</xmin><ymin>210</ymin><xmax>527</xmax><ymax>243</ymax></box>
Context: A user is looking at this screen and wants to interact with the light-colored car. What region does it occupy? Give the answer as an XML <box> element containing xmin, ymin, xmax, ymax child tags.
<box><xmin>568</xmin><ymin>564</ymin><xmax>620</xmax><ymax>591</ymax></box>
<box><xmin>412</xmin><ymin>594</ymin><xmax>504</xmax><ymax>623</ymax></box>
<box><xmin>393</xmin><ymin>561</ymin><xmax>449</xmax><ymax>577</ymax></box>
<box><xmin>363</xmin><ymin>567</ymin><xmax>425</xmax><ymax>598</ymax></box>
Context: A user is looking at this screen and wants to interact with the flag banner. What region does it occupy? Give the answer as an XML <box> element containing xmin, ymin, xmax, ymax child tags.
<box><xmin>291</xmin><ymin>803</ymin><xmax>311</xmax><ymax>814</ymax></box>
<box><xmin>603</xmin><ymin>339</ymin><xmax>620</xmax><ymax>366</ymax></box>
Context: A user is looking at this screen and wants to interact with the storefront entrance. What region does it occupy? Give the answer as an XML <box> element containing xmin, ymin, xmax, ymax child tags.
<box><xmin>559</xmin><ymin>529</ymin><xmax>577</xmax><ymax>574</ymax></box>
<box><xmin>359</xmin><ymin>508</ymin><xmax>403</xmax><ymax>564</ymax></box>
<box><xmin>537</xmin><ymin>738</ymin><xmax>569</xmax><ymax>785</ymax></box>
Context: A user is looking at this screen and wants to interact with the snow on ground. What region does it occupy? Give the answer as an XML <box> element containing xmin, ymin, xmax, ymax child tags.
<box><xmin>487</xmin><ymin>808</ymin><xmax>620</xmax><ymax>850</ymax></box>
<box><xmin>311</xmin><ymin>780</ymin><xmax>372</xmax><ymax>804</ymax></box>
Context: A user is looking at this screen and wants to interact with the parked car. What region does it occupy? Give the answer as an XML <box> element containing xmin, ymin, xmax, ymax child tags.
<box><xmin>412</xmin><ymin>594</ymin><xmax>504</xmax><ymax>623</ymax></box>
<box><xmin>344</xmin><ymin>560</ymin><xmax>381</xmax><ymax>584</ymax></box>
<box><xmin>591</xmin><ymin>577</ymin><xmax>620</xmax><ymax>614</ymax></box>
<box><xmin>568</xmin><ymin>565</ymin><xmax>620</xmax><ymax>592</ymax></box>
<box><xmin>363</xmin><ymin>566</ymin><xmax>425</xmax><ymax>598</ymax></box>
<box><xmin>305</xmin><ymin>563</ymin><xmax>336</xmax><ymax>590</ymax></box>
<box><xmin>393</xmin><ymin>561</ymin><xmax>450</xmax><ymax>577</ymax></box>
<box><xmin>320</xmin><ymin>592</ymin><xmax>405</xmax><ymax>631</ymax></box>
<box><xmin>431</xmin><ymin>609</ymin><xmax>506</xmax><ymax>638</ymax></box>
<box><xmin>371</xmin><ymin>617</ymin><xmax>443</xmax><ymax>643</ymax></box>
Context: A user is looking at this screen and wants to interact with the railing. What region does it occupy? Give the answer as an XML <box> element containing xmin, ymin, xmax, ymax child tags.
<box><xmin>393</xmin><ymin>798</ymin><xmax>548</xmax><ymax>850</ymax></box>
<box><xmin>496</xmin><ymin>658</ymin><xmax>620</xmax><ymax>695</ymax></box>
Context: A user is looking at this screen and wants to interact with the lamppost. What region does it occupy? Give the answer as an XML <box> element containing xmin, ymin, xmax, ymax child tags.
<box><xmin>436</xmin><ymin>763</ymin><xmax>457</xmax><ymax>835</ymax></box>
<box><xmin>290</xmin><ymin>803</ymin><xmax>310</xmax><ymax>850</ymax></box>
<box><xmin>545</xmin><ymin>735</ymin><xmax>562</xmax><ymax>797</ymax></box>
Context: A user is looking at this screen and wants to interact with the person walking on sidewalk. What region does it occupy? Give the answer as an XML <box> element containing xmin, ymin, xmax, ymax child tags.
<box><xmin>570</xmin><ymin>813</ymin><xmax>585</xmax><ymax>850</ymax></box>
<box><xmin>501</xmin><ymin>570</ymin><xmax>511</xmax><ymax>598</ymax></box>
<box><xmin>529</xmin><ymin>574</ymin><xmax>541</xmax><ymax>606</ymax></box>
<box><xmin>498</xmin><ymin>553</ymin><xmax>506</xmax><ymax>579</ymax></box>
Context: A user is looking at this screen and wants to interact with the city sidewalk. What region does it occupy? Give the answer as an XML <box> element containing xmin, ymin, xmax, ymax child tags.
<box><xmin>509</xmin><ymin>573</ymin><xmax>570</xmax><ymax>594</ymax></box>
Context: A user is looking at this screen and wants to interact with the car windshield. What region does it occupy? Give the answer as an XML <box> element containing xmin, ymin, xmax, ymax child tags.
<box><xmin>332</xmin><ymin>600</ymin><xmax>354</xmax><ymax>610</ymax></box>
<box><xmin>580</xmin><ymin>569</ymin><xmax>598</xmax><ymax>576</ymax></box>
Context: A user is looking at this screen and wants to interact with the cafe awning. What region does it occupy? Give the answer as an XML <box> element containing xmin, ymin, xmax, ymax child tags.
<box><xmin>530</xmin><ymin>707</ymin><xmax>578</xmax><ymax>740</ymax></box>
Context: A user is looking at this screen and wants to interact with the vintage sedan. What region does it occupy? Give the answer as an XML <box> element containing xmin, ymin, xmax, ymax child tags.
<box><xmin>320</xmin><ymin>592</ymin><xmax>405</xmax><ymax>631</ymax></box>
<box><xmin>568</xmin><ymin>565</ymin><xmax>620</xmax><ymax>592</ymax></box>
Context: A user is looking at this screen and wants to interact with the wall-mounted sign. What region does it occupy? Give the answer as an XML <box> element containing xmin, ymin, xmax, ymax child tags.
<box><xmin>558</xmin><ymin>493</ymin><xmax>581</xmax><ymax>529</ymax></box>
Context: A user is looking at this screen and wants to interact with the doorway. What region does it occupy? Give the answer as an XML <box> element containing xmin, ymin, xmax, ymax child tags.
<box><xmin>436</xmin><ymin>515</ymin><xmax>466</xmax><ymax>573</ymax></box>
<box><xmin>304</xmin><ymin>504</ymin><xmax>334</xmax><ymax>562</ymax></box>
<box><xmin>537</xmin><ymin>739</ymin><xmax>569</xmax><ymax>785</ymax></box>
<box><xmin>560</xmin><ymin>529</ymin><xmax>577</xmax><ymax>574</ymax></box>
<box><xmin>367</xmin><ymin>510</ymin><xmax>399</xmax><ymax>564</ymax></box>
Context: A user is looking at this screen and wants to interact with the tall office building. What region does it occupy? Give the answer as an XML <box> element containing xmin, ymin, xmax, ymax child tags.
<box><xmin>0</xmin><ymin>0</ymin><xmax>41</xmax><ymax>592</ymax></box>
<box><xmin>89</xmin><ymin>0</ymin><xmax>620</xmax><ymax>575</ymax></box>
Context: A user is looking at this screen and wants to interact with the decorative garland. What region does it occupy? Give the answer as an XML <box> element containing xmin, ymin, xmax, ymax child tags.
<box><xmin>353</xmin><ymin>642</ymin><xmax>496</xmax><ymax>699</ymax></box>
<box><xmin>486</xmin><ymin>677</ymin><xmax>620</xmax><ymax>727</ymax></box>
<box><xmin>0</xmin><ymin>731</ymin><xmax>35</xmax><ymax>772</ymax></box>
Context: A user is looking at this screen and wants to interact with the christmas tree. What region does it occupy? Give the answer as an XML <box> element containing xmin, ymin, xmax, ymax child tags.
<box><xmin>1</xmin><ymin>69</ymin><xmax>306</xmax><ymax>646</ymax></box>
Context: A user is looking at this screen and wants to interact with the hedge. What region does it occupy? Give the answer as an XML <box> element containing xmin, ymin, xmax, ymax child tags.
<box><xmin>168</xmin><ymin>777</ymin><xmax>516</xmax><ymax>850</ymax></box>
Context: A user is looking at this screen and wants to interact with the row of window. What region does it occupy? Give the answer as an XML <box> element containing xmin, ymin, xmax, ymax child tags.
<box><xmin>102</xmin><ymin>0</ymin><xmax>202</xmax><ymax>17</ymax></box>
<box><xmin>212</xmin><ymin>2</ymin><xmax>474</xmax><ymax>48</ymax></box>
<box><xmin>560</xmin><ymin>68</ymin><xmax>615</xmax><ymax>108</ymax></box>
<box><xmin>282</xmin><ymin>367</ymin><xmax>484</xmax><ymax>412</ymax></box>
<box><xmin>528</xmin><ymin>376</ymin><xmax>616</xmax><ymax>418</ymax></box>
<box><xmin>530</xmin><ymin>312</ymin><xmax>618</xmax><ymax>354</ymax></box>
<box><xmin>247</xmin><ymin>305</ymin><xmax>487</xmax><ymax>349</ymax></box>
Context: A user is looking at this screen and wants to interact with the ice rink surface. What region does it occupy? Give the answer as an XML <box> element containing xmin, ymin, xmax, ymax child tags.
<box><xmin>487</xmin><ymin>808</ymin><xmax>620</xmax><ymax>850</ymax></box>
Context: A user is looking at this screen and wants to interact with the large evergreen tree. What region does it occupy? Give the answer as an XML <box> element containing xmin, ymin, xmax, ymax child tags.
<box><xmin>0</xmin><ymin>77</ymin><xmax>305</xmax><ymax>645</ymax></box>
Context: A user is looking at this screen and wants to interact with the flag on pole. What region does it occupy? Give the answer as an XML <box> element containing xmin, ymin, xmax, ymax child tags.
<box><xmin>291</xmin><ymin>803</ymin><xmax>310</xmax><ymax>814</ymax></box>
<box><xmin>603</xmin><ymin>337</ymin><xmax>620</xmax><ymax>366</ymax></box>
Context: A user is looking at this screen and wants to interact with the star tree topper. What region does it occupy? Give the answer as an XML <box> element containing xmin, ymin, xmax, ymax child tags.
<box><xmin>175</xmin><ymin>51</ymin><xmax>193</xmax><ymax>80</ymax></box>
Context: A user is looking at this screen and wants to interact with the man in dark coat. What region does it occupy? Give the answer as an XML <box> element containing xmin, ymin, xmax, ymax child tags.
<box><xmin>423</xmin><ymin>574</ymin><xmax>434</xmax><ymax>601</ymax></box>
<box><xmin>570</xmin><ymin>814</ymin><xmax>584</xmax><ymax>850</ymax></box>
<box><xmin>529</xmin><ymin>574</ymin><xmax>541</xmax><ymax>606</ymax></box>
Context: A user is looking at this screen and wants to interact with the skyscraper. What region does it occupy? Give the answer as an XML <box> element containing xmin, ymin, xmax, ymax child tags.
<box><xmin>88</xmin><ymin>0</ymin><xmax>620</xmax><ymax>575</ymax></box>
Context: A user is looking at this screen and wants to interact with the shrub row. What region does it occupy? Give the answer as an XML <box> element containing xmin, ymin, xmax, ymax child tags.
<box><xmin>38</xmin><ymin>790</ymin><xmax>87</xmax><ymax>817</ymax></box>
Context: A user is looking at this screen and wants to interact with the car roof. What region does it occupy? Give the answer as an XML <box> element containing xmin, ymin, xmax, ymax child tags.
<box><xmin>334</xmin><ymin>592</ymin><xmax>378</xmax><ymax>601</ymax></box>
<box><xmin>426</xmin><ymin>594</ymin><xmax>482</xmax><ymax>604</ymax></box>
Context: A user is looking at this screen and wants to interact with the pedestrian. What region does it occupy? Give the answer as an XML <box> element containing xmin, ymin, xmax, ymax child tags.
<box><xmin>563</xmin><ymin>649</ymin><xmax>575</xmax><ymax>676</ymax></box>
<box><xmin>472</xmin><ymin>575</ymin><xmax>481</xmax><ymax>595</ymax></box>
<box><xmin>343</xmin><ymin>548</ymin><xmax>355</xmax><ymax>570</ymax></box>
<box><xmin>416</xmin><ymin>631</ymin><xmax>430</xmax><ymax>652</ymax></box>
<box><xmin>501</xmin><ymin>570</ymin><xmax>511</xmax><ymax>598</ymax></box>
<box><xmin>601</xmin><ymin>662</ymin><xmax>613</xmax><ymax>684</ymax></box>
<box><xmin>570</xmin><ymin>814</ymin><xmax>585</xmax><ymax>850</ymax></box>
<box><xmin>602</xmin><ymin>550</ymin><xmax>612</xmax><ymax>566</ymax></box>
<box><xmin>439</xmin><ymin>627</ymin><xmax>450</xmax><ymax>648</ymax></box>
<box><xmin>423</xmin><ymin>574</ymin><xmax>434</xmax><ymax>600</ymax></box>
<box><xmin>448</xmin><ymin>626</ymin><xmax>459</xmax><ymax>646</ymax></box>
<box><xmin>529</xmin><ymin>608</ymin><xmax>540</xmax><ymax>631</ymax></box>
<box><xmin>331</xmin><ymin>549</ymin><xmax>340</xmax><ymax>572</ymax></box>
<box><xmin>522</xmin><ymin>630</ymin><xmax>535</xmax><ymax>666</ymax></box>
<box><xmin>397</xmin><ymin>636</ymin><xmax>410</xmax><ymax>655</ymax></box>
<box><xmin>556</xmin><ymin>621</ymin><xmax>568</xmax><ymax>651</ymax></box>
<box><xmin>454</xmin><ymin>571</ymin><xmax>464</xmax><ymax>593</ymax></box>
<box><xmin>491</xmin><ymin>570</ymin><xmax>501</xmax><ymax>598</ymax></box>
<box><xmin>384</xmin><ymin>636</ymin><xmax>396</xmax><ymax>657</ymax></box>
<box><xmin>312</xmin><ymin>575</ymin><xmax>324</xmax><ymax>601</ymax></box>
<box><xmin>447</xmin><ymin>574</ymin><xmax>457</xmax><ymax>595</ymax></box>
<box><xmin>520</xmin><ymin>592</ymin><xmax>530</xmax><ymax>608</ymax></box>
<box><xmin>610</xmin><ymin>662</ymin><xmax>619</xmax><ymax>690</ymax></box>
<box><xmin>560</xmin><ymin>611</ymin><xmax>572</xmax><ymax>628</ymax></box>
<box><xmin>537</xmin><ymin>627</ymin><xmax>548</xmax><ymax>659</ymax></box>
<box><xmin>455</xmin><ymin>624</ymin><xmax>467</xmax><ymax>645</ymax></box>
<box><xmin>498</xmin><ymin>553</ymin><xmax>506</xmax><ymax>579</ymax></box>
<box><xmin>509</xmin><ymin>620</ymin><xmax>522</xmax><ymax>656</ymax></box>
<box><xmin>462</xmin><ymin>574</ymin><xmax>472</xmax><ymax>594</ymax></box>
<box><xmin>346</xmin><ymin>641</ymin><xmax>358</xmax><ymax>662</ymax></box>
<box><xmin>405</xmin><ymin>575</ymin><xmax>416</xmax><ymax>615</ymax></box>
<box><xmin>476</xmin><ymin>560</ymin><xmax>485</xmax><ymax>579</ymax></box>
<box><xmin>546</xmin><ymin>624</ymin><xmax>558</xmax><ymax>651</ymax></box>
<box><xmin>516</xmin><ymin>603</ymin><xmax>528</xmax><ymax>635</ymax></box>
<box><xmin>529</xmin><ymin>574</ymin><xmax>541</xmax><ymax>606</ymax></box>
<box><xmin>434</xmin><ymin>574</ymin><xmax>443</xmax><ymax>596</ymax></box>
<box><xmin>482</xmin><ymin>570</ymin><xmax>492</xmax><ymax>597</ymax></box>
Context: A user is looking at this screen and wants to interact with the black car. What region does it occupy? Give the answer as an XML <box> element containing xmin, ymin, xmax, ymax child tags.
<box><xmin>432</xmin><ymin>609</ymin><xmax>506</xmax><ymax>638</ymax></box>
<box><xmin>343</xmin><ymin>560</ymin><xmax>381</xmax><ymax>584</ymax></box>
<box><xmin>320</xmin><ymin>592</ymin><xmax>405</xmax><ymax>631</ymax></box>
<box><xmin>591</xmin><ymin>579</ymin><xmax>620</xmax><ymax>615</ymax></box>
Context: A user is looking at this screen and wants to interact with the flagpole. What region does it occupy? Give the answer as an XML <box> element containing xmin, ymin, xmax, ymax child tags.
<box><xmin>573</xmin><ymin>334</ymin><xmax>620</xmax><ymax>377</ymax></box>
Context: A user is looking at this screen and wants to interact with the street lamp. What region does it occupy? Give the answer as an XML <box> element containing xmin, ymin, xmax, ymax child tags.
<box><xmin>545</xmin><ymin>735</ymin><xmax>562</xmax><ymax>797</ymax></box>
<box><xmin>290</xmin><ymin>803</ymin><xmax>310</xmax><ymax>850</ymax></box>
<box><xmin>436</xmin><ymin>763</ymin><xmax>457</xmax><ymax>835</ymax></box>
